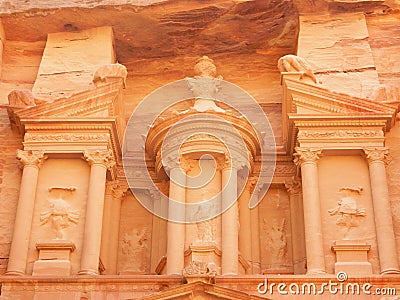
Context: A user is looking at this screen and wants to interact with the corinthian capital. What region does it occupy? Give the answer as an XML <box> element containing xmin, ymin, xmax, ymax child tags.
<box><xmin>293</xmin><ymin>147</ymin><xmax>322</xmax><ymax>166</ymax></box>
<box><xmin>83</xmin><ymin>149</ymin><xmax>115</xmax><ymax>169</ymax></box>
<box><xmin>285</xmin><ymin>177</ymin><xmax>302</xmax><ymax>195</ymax></box>
<box><xmin>17</xmin><ymin>149</ymin><xmax>47</xmax><ymax>168</ymax></box>
<box><xmin>363</xmin><ymin>147</ymin><xmax>389</xmax><ymax>164</ymax></box>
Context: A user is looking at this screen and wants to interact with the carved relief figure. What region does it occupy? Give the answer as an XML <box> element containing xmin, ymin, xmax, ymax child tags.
<box><xmin>121</xmin><ymin>228</ymin><xmax>149</xmax><ymax>273</ymax></box>
<box><xmin>264</xmin><ymin>218</ymin><xmax>288</xmax><ymax>265</ymax></box>
<box><xmin>183</xmin><ymin>260</ymin><xmax>217</xmax><ymax>277</ymax></box>
<box><xmin>193</xmin><ymin>204</ymin><xmax>217</xmax><ymax>245</ymax></box>
<box><xmin>328</xmin><ymin>187</ymin><xmax>366</xmax><ymax>239</ymax></box>
<box><xmin>40</xmin><ymin>187</ymin><xmax>79</xmax><ymax>240</ymax></box>
<box><xmin>277</xmin><ymin>54</ymin><xmax>318</xmax><ymax>83</ymax></box>
<box><xmin>186</xmin><ymin>56</ymin><xmax>225</xmax><ymax>113</ymax></box>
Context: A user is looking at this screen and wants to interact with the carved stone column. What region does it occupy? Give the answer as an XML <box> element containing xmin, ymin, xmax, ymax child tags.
<box><xmin>6</xmin><ymin>150</ymin><xmax>47</xmax><ymax>275</ymax></box>
<box><xmin>221</xmin><ymin>163</ymin><xmax>239</xmax><ymax>275</ymax></box>
<box><xmin>100</xmin><ymin>181</ymin><xmax>115</xmax><ymax>274</ymax></box>
<box><xmin>250</xmin><ymin>185</ymin><xmax>261</xmax><ymax>274</ymax></box>
<box><xmin>166</xmin><ymin>163</ymin><xmax>187</xmax><ymax>275</ymax></box>
<box><xmin>100</xmin><ymin>180</ymin><xmax>127</xmax><ymax>274</ymax></box>
<box><xmin>238</xmin><ymin>177</ymin><xmax>255</xmax><ymax>274</ymax></box>
<box><xmin>79</xmin><ymin>150</ymin><xmax>114</xmax><ymax>275</ymax></box>
<box><xmin>364</xmin><ymin>147</ymin><xmax>400</xmax><ymax>274</ymax></box>
<box><xmin>285</xmin><ymin>177</ymin><xmax>307</xmax><ymax>274</ymax></box>
<box><xmin>150</xmin><ymin>189</ymin><xmax>162</xmax><ymax>273</ymax></box>
<box><xmin>294</xmin><ymin>147</ymin><xmax>325</xmax><ymax>274</ymax></box>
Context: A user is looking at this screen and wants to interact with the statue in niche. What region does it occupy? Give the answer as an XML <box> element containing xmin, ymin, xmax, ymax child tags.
<box><xmin>277</xmin><ymin>54</ymin><xmax>318</xmax><ymax>83</ymax></box>
<box><xmin>264</xmin><ymin>218</ymin><xmax>288</xmax><ymax>264</ymax></box>
<box><xmin>328</xmin><ymin>187</ymin><xmax>366</xmax><ymax>239</ymax></box>
<box><xmin>192</xmin><ymin>204</ymin><xmax>217</xmax><ymax>245</ymax></box>
<box><xmin>186</xmin><ymin>56</ymin><xmax>225</xmax><ymax>113</ymax></box>
<box><xmin>40</xmin><ymin>187</ymin><xmax>79</xmax><ymax>240</ymax></box>
<box><xmin>121</xmin><ymin>228</ymin><xmax>148</xmax><ymax>273</ymax></box>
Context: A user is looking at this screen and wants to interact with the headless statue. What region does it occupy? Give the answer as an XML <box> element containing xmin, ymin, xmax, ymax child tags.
<box><xmin>278</xmin><ymin>54</ymin><xmax>318</xmax><ymax>84</ymax></box>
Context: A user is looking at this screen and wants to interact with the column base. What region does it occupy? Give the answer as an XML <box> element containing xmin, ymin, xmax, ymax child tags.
<box><xmin>78</xmin><ymin>269</ymin><xmax>99</xmax><ymax>275</ymax></box>
<box><xmin>4</xmin><ymin>270</ymin><xmax>25</xmax><ymax>276</ymax></box>
<box><xmin>306</xmin><ymin>269</ymin><xmax>326</xmax><ymax>275</ymax></box>
<box><xmin>381</xmin><ymin>268</ymin><xmax>400</xmax><ymax>275</ymax></box>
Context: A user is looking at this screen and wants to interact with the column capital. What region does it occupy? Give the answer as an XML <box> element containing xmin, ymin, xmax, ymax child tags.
<box><xmin>244</xmin><ymin>177</ymin><xmax>258</xmax><ymax>193</ymax></box>
<box><xmin>363</xmin><ymin>147</ymin><xmax>389</xmax><ymax>164</ymax></box>
<box><xmin>294</xmin><ymin>147</ymin><xmax>322</xmax><ymax>166</ymax></box>
<box><xmin>83</xmin><ymin>149</ymin><xmax>115</xmax><ymax>169</ymax></box>
<box><xmin>16</xmin><ymin>149</ymin><xmax>47</xmax><ymax>168</ymax></box>
<box><xmin>219</xmin><ymin>152</ymin><xmax>249</xmax><ymax>171</ymax></box>
<box><xmin>285</xmin><ymin>177</ymin><xmax>302</xmax><ymax>195</ymax></box>
<box><xmin>106</xmin><ymin>180</ymin><xmax>129</xmax><ymax>199</ymax></box>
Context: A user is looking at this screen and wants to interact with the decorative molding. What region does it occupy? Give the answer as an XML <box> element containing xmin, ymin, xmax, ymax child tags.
<box><xmin>24</xmin><ymin>133</ymin><xmax>110</xmax><ymax>143</ymax></box>
<box><xmin>293</xmin><ymin>147</ymin><xmax>322</xmax><ymax>166</ymax></box>
<box><xmin>298</xmin><ymin>129</ymin><xmax>383</xmax><ymax>139</ymax></box>
<box><xmin>363</xmin><ymin>147</ymin><xmax>389</xmax><ymax>164</ymax></box>
<box><xmin>16</xmin><ymin>149</ymin><xmax>47</xmax><ymax>168</ymax></box>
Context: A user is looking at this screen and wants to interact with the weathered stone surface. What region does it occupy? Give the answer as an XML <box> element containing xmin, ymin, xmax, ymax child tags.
<box><xmin>298</xmin><ymin>12</ymin><xmax>380</xmax><ymax>98</ymax></box>
<box><xmin>32</xmin><ymin>26</ymin><xmax>115</xmax><ymax>101</ymax></box>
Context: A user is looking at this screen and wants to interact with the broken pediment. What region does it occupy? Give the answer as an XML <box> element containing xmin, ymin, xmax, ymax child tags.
<box><xmin>281</xmin><ymin>73</ymin><xmax>397</xmax><ymax>117</ymax></box>
<box><xmin>137</xmin><ymin>281</ymin><xmax>270</xmax><ymax>300</ymax></box>
<box><xmin>7</xmin><ymin>63</ymin><xmax>127</xmax><ymax>134</ymax></box>
<box><xmin>280</xmin><ymin>73</ymin><xmax>398</xmax><ymax>154</ymax></box>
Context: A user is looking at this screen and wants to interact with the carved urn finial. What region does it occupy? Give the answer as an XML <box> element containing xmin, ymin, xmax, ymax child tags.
<box><xmin>194</xmin><ymin>56</ymin><xmax>217</xmax><ymax>78</ymax></box>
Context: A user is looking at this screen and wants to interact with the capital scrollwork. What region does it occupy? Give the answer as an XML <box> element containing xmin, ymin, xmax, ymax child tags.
<box><xmin>285</xmin><ymin>177</ymin><xmax>302</xmax><ymax>195</ymax></box>
<box><xmin>363</xmin><ymin>147</ymin><xmax>389</xmax><ymax>164</ymax></box>
<box><xmin>83</xmin><ymin>149</ymin><xmax>115</xmax><ymax>169</ymax></box>
<box><xmin>293</xmin><ymin>147</ymin><xmax>322</xmax><ymax>166</ymax></box>
<box><xmin>16</xmin><ymin>149</ymin><xmax>47</xmax><ymax>168</ymax></box>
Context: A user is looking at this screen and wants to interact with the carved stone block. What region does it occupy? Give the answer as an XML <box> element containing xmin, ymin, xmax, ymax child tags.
<box><xmin>32</xmin><ymin>240</ymin><xmax>76</xmax><ymax>276</ymax></box>
<box><xmin>331</xmin><ymin>240</ymin><xmax>372</xmax><ymax>276</ymax></box>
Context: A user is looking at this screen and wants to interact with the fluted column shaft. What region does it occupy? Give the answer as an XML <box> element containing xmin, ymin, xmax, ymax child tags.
<box><xmin>166</xmin><ymin>167</ymin><xmax>186</xmax><ymax>275</ymax></box>
<box><xmin>294</xmin><ymin>147</ymin><xmax>325</xmax><ymax>274</ymax></box>
<box><xmin>221</xmin><ymin>166</ymin><xmax>239</xmax><ymax>275</ymax></box>
<box><xmin>364</xmin><ymin>147</ymin><xmax>400</xmax><ymax>274</ymax></box>
<box><xmin>6</xmin><ymin>150</ymin><xmax>46</xmax><ymax>275</ymax></box>
<box><xmin>79</xmin><ymin>150</ymin><xmax>114</xmax><ymax>275</ymax></box>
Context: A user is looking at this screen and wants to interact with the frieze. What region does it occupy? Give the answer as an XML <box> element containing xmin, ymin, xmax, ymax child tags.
<box><xmin>24</xmin><ymin>133</ymin><xmax>110</xmax><ymax>143</ymax></box>
<box><xmin>298</xmin><ymin>130</ymin><xmax>383</xmax><ymax>139</ymax></box>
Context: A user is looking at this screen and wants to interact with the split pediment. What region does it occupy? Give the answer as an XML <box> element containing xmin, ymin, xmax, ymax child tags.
<box><xmin>280</xmin><ymin>73</ymin><xmax>398</xmax><ymax>153</ymax></box>
<box><xmin>137</xmin><ymin>281</ymin><xmax>270</xmax><ymax>300</ymax></box>
<box><xmin>282</xmin><ymin>74</ymin><xmax>396</xmax><ymax>116</ymax></box>
<box><xmin>6</xmin><ymin>64</ymin><xmax>127</xmax><ymax>169</ymax></box>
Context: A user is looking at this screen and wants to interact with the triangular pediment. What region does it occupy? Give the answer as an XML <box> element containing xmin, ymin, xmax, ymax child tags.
<box><xmin>137</xmin><ymin>281</ymin><xmax>271</xmax><ymax>300</ymax></box>
<box><xmin>282</xmin><ymin>76</ymin><xmax>396</xmax><ymax>116</ymax></box>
